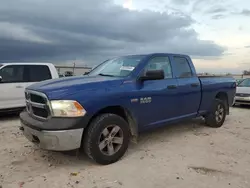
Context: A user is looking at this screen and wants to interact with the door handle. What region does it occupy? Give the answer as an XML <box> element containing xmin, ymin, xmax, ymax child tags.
<box><xmin>16</xmin><ymin>85</ymin><xmax>24</xmax><ymax>88</ymax></box>
<box><xmin>191</xmin><ymin>83</ymin><xmax>199</xmax><ymax>87</ymax></box>
<box><xmin>167</xmin><ymin>85</ymin><xmax>177</xmax><ymax>89</ymax></box>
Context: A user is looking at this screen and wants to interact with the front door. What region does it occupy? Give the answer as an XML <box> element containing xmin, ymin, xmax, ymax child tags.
<box><xmin>134</xmin><ymin>55</ymin><xmax>179</xmax><ymax>129</ymax></box>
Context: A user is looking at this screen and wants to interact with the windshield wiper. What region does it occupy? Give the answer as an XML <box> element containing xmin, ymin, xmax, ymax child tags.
<box><xmin>98</xmin><ymin>73</ymin><xmax>115</xmax><ymax>77</ymax></box>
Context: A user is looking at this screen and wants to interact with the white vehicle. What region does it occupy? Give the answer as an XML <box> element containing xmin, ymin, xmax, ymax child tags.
<box><xmin>234</xmin><ymin>78</ymin><xmax>250</xmax><ymax>105</ymax></box>
<box><xmin>0</xmin><ymin>63</ymin><xmax>59</xmax><ymax>111</ymax></box>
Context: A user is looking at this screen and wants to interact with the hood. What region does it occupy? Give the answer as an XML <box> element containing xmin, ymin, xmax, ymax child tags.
<box><xmin>27</xmin><ymin>75</ymin><xmax>124</xmax><ymax>99</ymax></box>
<box><xmin>236</xmin><ymin>86</ymin><xmax>250</xmax><ymax>94</ymax></box>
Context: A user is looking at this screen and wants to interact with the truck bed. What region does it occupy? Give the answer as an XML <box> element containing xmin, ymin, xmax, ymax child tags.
<box><xmin>198</xmin><ymin>76</ymin><xmax>236</xmax><ymax>115</ymax></box>
<box><xmin>198</xmin><ymin>75</ymin><xmax>234</xmax><ymax>78</ymax></box>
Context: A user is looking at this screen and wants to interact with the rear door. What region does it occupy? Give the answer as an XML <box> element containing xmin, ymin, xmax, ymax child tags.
<box><xmin>0</xmin><ymin>65</ymin><xmax>28</xmax><ymax>109</ymax></box>
<box><xmin>26</xmin><ymin>65</ymin><xmax>52</xmax><ymax>87</ymax></box>
<box><xmin>171</xmin><ymin>56</ymin><xmax>201</xmax><ymax>117</ymax></box>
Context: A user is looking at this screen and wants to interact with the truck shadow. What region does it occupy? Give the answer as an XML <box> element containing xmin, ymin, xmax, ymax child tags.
<box><xmin>0</xmin><ymin>111</ymin><xmax>21</xmax><ymax>121</ymax></box>
<box><xmin>130</xmin><ymin>118</ymin><xmax>207</xmax><ymax>150</ymax></box>
<box><xmin>33</xmin><ymin>118</ymin><xmax>207</xmax><ymax>168</ymax></box>
<box><xmin>233</xmin><ymin>105</ymin><xmax>250</xmax><ymax>109</ymax></box>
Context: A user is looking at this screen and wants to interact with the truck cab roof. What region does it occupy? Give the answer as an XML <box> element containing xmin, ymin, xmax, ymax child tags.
<box><xmin>117</xmin><ymin>53</ymin><xmax>190</xmax><ymax>58</ymax></box>
<box><xmin>0</xmin><ymin>62</ymin><xmax>54</xmax><ymax>66</ymax></box>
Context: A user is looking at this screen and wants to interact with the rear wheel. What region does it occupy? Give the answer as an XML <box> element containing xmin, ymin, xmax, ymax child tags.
<box><xmin>83</xmin><ymin>114</ymin><xmax>130</xmax><ymax>165</ymax></box>
<box><xmin>205</xmin><ymin>99</ymin><xmax>226</xmax><ymax>128</ymax></box>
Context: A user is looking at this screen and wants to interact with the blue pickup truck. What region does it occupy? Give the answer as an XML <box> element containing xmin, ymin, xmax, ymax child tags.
<box><xmin>20</xmin><ymin>53</ymin><xmax>236</xmax><ymax>165</ymax></box>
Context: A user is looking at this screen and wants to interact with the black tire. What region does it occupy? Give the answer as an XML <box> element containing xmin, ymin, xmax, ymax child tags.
<box><xmin>205</xmin><ymin>99</ymin><xmax>226</xmax><ymax>128</ymax></box>
<box><xmin>83</xmin><ymin>113</ymin><xmax>130</xmax><ymax>165</ymax></box>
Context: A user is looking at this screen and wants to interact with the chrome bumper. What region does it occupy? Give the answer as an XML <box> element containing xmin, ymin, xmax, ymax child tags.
<box><xmin>22</xmin><ymin>124</ymin><xmax>83</xmax><ymax>151</ymax></box>
<box><xmin>234</xmin><ymin>96</ymin><xmax>250</xmax><ymax>105</ymax></box>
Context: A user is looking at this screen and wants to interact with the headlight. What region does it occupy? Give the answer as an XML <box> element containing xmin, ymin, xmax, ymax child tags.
<box><xmin>50</xmin><ymin>100</ymin><xmax>86</xmax><ymax>117</ymax></box>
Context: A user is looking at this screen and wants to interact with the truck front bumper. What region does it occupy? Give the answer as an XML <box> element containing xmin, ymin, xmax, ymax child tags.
<box><xmin>22</xmin><ymin>124</ymin><xmax>83</xmax><ymax>151</ymax></box>
<box><xmin>234</xmin><ymin>96</ymin><xmax>250</xmax><ymax>105</ymax></box>
<box><xmin>20</xmin><ymin>111</ymin><xmax>86</xmax><ymax>151</ymax></box>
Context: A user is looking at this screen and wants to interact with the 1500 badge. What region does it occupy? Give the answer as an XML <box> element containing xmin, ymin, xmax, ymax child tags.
<box><xmin>140</xmin><ymin>97</ymin><xmax>152</xmax><ymax>104</ymax></box>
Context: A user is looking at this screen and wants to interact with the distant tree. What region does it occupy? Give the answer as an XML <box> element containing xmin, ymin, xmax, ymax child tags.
<box><xmin>243</xmin><ymin>70</ymin><xmax>250</xmax><ymax>75</ymax></box>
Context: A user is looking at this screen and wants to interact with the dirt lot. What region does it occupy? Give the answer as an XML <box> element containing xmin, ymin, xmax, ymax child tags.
<box><xmin>0</xmin><ymin>107</ymin><xmax>250</xmax><ymax>188</ymax></box>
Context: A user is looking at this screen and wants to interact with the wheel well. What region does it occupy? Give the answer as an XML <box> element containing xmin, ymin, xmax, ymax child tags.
<box><xmin>215</xmin><ymin>92</ymin><xmax>229</xmax><ymax>114</ymax></box>
<box><xmin>87</xmin><ymin>106</ymin><xmax>138</xmax><ymax>140</ymax></box>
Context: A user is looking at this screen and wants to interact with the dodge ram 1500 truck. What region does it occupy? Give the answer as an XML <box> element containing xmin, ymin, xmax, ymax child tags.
<box><xmin>19</xmin><ymin>53</ymin><xmax>236</xmax><ymax>165</ymax></box>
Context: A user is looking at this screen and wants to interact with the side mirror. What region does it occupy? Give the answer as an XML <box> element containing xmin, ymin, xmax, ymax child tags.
<box><xmin>140</xmin><ymin>70</ymin><xmax>165</xmax><ymax>81</ymax></box>
<box><xmin>0</xmin><ymin>76</ymin><xmax>2</xmax><ymax>82</ymax></box>
<box><xmin>83</xmin><ymin>72</ymin><xmax>89</xmax><ymax>75</ymax></box>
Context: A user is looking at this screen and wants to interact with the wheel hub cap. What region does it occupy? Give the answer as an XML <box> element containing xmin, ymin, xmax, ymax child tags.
<box><xmin>215</xmin><ymin>104</ymin><xmax>224</xmax><ymax>123</ymax></box>
<box><xmin>98</xmin><ymin>125</ymin><xmax>124</xmax><ymax>156</ymax></box>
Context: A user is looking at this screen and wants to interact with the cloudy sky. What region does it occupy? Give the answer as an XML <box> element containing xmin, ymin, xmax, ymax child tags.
<box><xmin>0</xmin><ymin>0</ymin><xmax>249</xmax><ymax>73</ymax></box>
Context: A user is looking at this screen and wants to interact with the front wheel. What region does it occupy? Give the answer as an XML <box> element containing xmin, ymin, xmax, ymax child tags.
<box><xmin>83</xmin><ymin>114</ymin><xmax>130</xmax><ymax>165</ymax></box>
<box><xmin>205</xmin><ymin>99</ymin><xmax>226</xmax><ymax>128</ymax></box>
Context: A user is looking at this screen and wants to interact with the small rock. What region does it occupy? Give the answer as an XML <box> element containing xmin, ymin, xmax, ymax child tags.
<box><xmin>140</xmin><ymin>156</ymin><xmax>144</xmax><ymax>160</ymax></box>
<box><xmin>229</xmin><ymin>183</ymin><xmax>231</xmax><ymax>185</ymax></box>
<box><xmin>28</xmin><ymin>177</ymin><xmax>34</xmax><ymax>182</ymax></box>
<box><xmin>48</xmin><ymin>163</ymin><xmax>52</xmax><ymax>167</ymax></box>
<box><xmin>176</xmin><ymin>177</ymin><xmax>180</xmax><ymax>180</ymax></box>
<box><xmin>210</xmin><ymin>142</ymin><xmax>214</xmax><ymax>145</ymax></box>
<box><xmin>75</xmin><ymin>181</ymin><xmax>80</xmax><ymax>184</ymax></box>
<box><xmin>118</xmin><ymin>181</ymin><xmax>123</xmax><ymax>185</ymax></box>
<box><xmin>70</xmin><ymin>172</ymin><xmax>78</xmax><ymax>176</ymax></box>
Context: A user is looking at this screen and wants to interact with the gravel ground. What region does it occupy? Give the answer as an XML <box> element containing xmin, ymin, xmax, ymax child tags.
<box><xmin>0</xmin><ymin>107</ymin><xmax>250</xmax><ymax>188</ymax></box>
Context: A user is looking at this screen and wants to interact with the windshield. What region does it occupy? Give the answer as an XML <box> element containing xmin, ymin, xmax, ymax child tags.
<box><xmin>88</xmin><ymin>55</ymin><xmax>145</xmax><ymax>77</ymax></box>
<box><xmin>238</xmin><ymin>78</ymin><xmax>250</xmax><ymax>87</ymax></box>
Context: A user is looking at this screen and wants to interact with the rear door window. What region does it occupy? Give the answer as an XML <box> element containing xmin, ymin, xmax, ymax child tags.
<box><xmin>28</xmin><ymin>65</ymin><xmax>52</xmax><ymax>82</ymax></box>
<box><xmin>173</xmin><ymin>56</ymin><xmax>193</xmax><ymax>78</ymax></box>
<box><xmin>0</xmin><ymin>65</ymin><xmax>26</xmax><ymax>83</ymax></box>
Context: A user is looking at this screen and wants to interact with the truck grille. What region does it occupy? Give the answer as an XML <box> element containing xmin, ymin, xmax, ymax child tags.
<box><xmin>235</xmin><ymin>93</ymin><xmax>250</xmax><ymax>97</ymax></box>
<box><xmin>25</xmin><ymin>90</ymin><xmax>50</xmax><ymax>119</ymax></box>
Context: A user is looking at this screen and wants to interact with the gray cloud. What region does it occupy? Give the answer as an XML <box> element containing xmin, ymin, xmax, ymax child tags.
<box><xmin>192</xmin><ymin>0</ymin><xmax>229</xmax><ymax>13</ymax></box>
<box><xmin>245</xmin><ymin>45</ymin><xmax>250</xmax><ymax>48</ymax></box>
<box><xmin>206</xmin><ymin>7</ymin><xmax>227</xmax><ymax>14</ymax></box>
<box><xmin>240</xmin><ymin>9</ymin><xmax>250</xmax><ymax>16</ymax></box>
<box><xmin>170</xmin><ymin>0</ymin><xmax>190</xmax><ymax>5</ymax></box>
<box><xmin>211</xmin><ymin>14</ymin><xmax>225</xmax><ymax>19</ymax></box>
<box><xmin>0</xmin><ymin>0</ymin><xmax>225</xmax><ymax>65</ymax></box>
